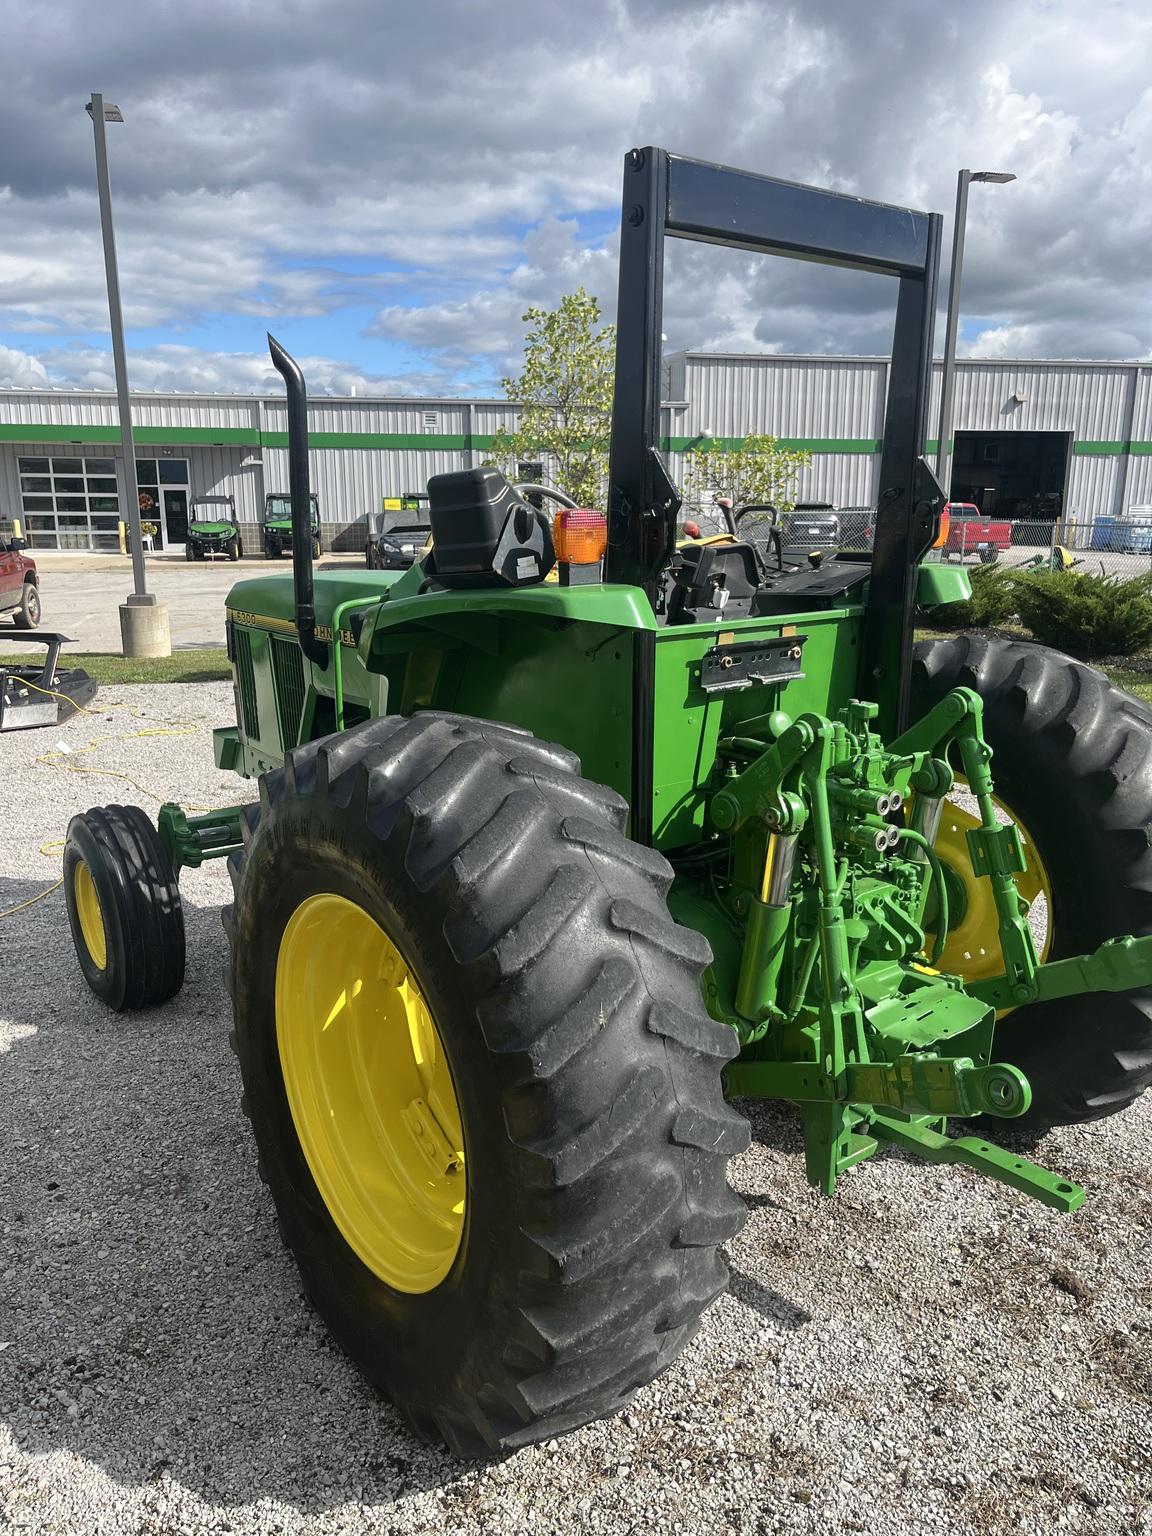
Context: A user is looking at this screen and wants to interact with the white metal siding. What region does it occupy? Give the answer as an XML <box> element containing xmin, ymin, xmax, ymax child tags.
<box><xmin>186</xmin><ymin>447</ymin><xmax>263</xmax><ymax>521</ymax></box>
<box><xmin>1065</xmin><ymin>454</ymin><xmax>1124</xmax><ymax>521</ymax></box>
<box><xmin>3</xmin><ymin>359</ymin><xmax>1149</xmax><ymax>536</ymax></box>
<box><xmin>939</xmin><ymin>362</ymin><xmax>1133</xmax><ymax>441</ymax></box>
<box><xmin>682</xmin><ymin>356</ymin><xmax>887</xmax><ymax>441</ymax></box>
<box><xmin>795</xmin><ymin>454</ymin><xmax>878</xmax><ymax>507</ymax></box>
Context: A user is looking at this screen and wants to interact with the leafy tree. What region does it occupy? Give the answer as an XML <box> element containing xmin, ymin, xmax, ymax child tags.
<box><xmin>683</xmin><ymin>433</ymin><xmax>812</xmax><ymax>521</ymax></box>
<box><xmin>488</xmin><ymin>288</ymin><xmax>615</xmax><ymax>507</ymax></box>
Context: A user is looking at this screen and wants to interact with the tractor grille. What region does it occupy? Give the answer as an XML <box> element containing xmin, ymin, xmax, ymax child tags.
<box><xmin>230</xmin><ymin>624</ymin><xmax>260</xmax><ymax>741</ymax></box>
<box><xmin>270</xmin><ymin>634</ymin><xmax>307</xmax><ymax>750</ymax></box>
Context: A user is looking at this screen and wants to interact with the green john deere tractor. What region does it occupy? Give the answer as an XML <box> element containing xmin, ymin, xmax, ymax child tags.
<box><xmin>63</xmin><ymin>147</ymin><xmax>1152</xmax><ymax>1457</ymax></box>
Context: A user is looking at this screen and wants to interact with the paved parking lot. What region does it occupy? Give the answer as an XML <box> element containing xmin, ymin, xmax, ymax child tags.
<box><xmin>8</xmin><ymin>554</ymin><xmax>363</xmax><ymax>651</ymax></box>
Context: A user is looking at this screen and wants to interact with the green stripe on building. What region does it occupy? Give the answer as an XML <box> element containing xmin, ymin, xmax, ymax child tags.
<box><xmin>0</xmin><ymin>425</ymin><xmax>894</xmax><ymax>453</ymax></box>
<box><xmin>0</xmin><ymin>423</ymin><xmax>261</xmax><ymax>446</ymax></box>
<box><xmin>664</xmin><ymin>435</ymin><xmax>883</xmax><ymax>454</ymax></box>
<box><xmin>4</xmin><ymin>420</ymin><xmax>1152</xmax><ymax>456</ymax></box>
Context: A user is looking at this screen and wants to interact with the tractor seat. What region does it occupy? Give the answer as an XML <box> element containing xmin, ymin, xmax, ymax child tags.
<box><xmin>666</xmin><ymin>542</ymin><xmax>761</xmax><ymax>625</ymax></box>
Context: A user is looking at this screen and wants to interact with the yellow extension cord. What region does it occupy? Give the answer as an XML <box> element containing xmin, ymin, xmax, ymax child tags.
<box><xmin>0</xmin><ymin>674</ymin><xmax>230</xmax><ymax>922</ymax></box>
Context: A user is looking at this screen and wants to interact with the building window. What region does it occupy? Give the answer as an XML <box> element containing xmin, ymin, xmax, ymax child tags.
<box><xmin>19</xmin><ymin>454</ymin><xmax>189</xmax><ymax>550</ymax></box>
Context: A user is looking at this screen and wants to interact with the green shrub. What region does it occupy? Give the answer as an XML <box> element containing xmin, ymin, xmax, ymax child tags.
<box><xmin>931</xmin><ymin>561</ymin><xmax>1018</xmax><ymax>630</ymax></box>
<box><xmin>1013</xmin><ymin>569</ymin><xmax>1152</xmax><ymax>658</ymax></box>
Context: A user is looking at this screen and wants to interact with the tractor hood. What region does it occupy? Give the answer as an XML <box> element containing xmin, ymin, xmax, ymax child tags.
<box><xmin>224</xmin><ymin>569</ymin><xmax>655</xmax><ymax>646</ymax></box>
<box><xmin>226</xmin><ymin>569</ymin><xmax>409</xmax><ymax>632</ymax></box>
<box><xmin>189</xmin><ymin>520</ymin><xmax>235</xmax><ymax>537</ymax></box>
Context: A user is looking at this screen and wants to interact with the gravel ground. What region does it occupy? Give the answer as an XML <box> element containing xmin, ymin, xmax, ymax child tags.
<box><xmin>1</xmin><ymin>682</ymin><xmax>1151</xmax><ymax>1536</ymax></box>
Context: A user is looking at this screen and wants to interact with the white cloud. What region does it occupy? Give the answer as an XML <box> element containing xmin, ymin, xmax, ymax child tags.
<box><xmin>1</xmin><ymin>0</ymin><xmax>1150</xmax><ymax>392</ymax></box>
<box><xmin>0</xmin><ymin>342</ymin><xmax>49</xmax><ymax>388</ymax></box>
<box><xmin>26</xmin><ymin>342</ymin><xmax>458</xmax><ymax>397</ymax></box>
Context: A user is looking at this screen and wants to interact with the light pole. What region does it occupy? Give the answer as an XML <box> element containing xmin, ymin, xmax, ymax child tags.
<box><xmin>935</xmin><ymin>168</ymin><xmax>1016</xmax><ymax>497</ymax></box>
<box><xmin>86</xmin><ymin>93</ymin><xmax>170</xmax><ymax>657</ymax></box>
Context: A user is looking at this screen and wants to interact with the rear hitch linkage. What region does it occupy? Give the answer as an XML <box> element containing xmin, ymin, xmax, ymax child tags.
<box><xmin>707</xmin><ymin>686</ymin><xmax>1152</xmax><ymax>1212</ymax></box>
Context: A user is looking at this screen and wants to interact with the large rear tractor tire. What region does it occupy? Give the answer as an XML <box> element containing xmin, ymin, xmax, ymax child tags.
<box><xmin>64</xmin><ymin>804</ymin><xmax>186</xmax><ymax>1011</ymax></box>
<box><xmin>225</xmin><ymin>712</ymin><xmax>749</xmax><ymax>1456</ymax></box>
<box><xmin>913</xmin><ymin>634</ymin><xmax>1152</xmax><ymax>1130</ymax></box>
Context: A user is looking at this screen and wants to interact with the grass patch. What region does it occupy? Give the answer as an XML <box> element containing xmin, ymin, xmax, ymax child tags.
<box><xmin>0</xmin><ymin>649</ymin><xmax>230</xmax><ymax>684</ymax></box>
<box><xmin>1102</xmin><ymin>667</ymin><xmax>1152</xmax><ymax>705</ymax></box>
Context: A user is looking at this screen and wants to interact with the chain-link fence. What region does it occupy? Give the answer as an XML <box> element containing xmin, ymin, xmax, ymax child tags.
<box><xmin>682</xmin><ymin>505</ymin><xmax>1152</xmax><ymax>581</ymax></box>
<box><xmin>942</xmin><ymin>518</ymin><xmax>1152</xmax><ymax>579</ymax></box>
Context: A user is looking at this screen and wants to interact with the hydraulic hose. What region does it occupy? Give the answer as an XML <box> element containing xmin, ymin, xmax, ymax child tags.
<box><xmin>898</xmin><ymin>826</ymin><xmax>949</xmax><ymax>966</ymax></box>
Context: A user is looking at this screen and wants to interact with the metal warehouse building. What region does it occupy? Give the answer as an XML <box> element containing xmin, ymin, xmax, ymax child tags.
<box><xmin>2</xmin><ymin>354</ymin><xmax>1150</xmax><ymax>553</ymax></box>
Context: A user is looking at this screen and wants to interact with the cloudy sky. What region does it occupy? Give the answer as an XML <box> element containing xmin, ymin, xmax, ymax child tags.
<box><xmin>1</xmin><ymin>0</ymin><xmax>1150</xmax><ymax>397</ymax></box>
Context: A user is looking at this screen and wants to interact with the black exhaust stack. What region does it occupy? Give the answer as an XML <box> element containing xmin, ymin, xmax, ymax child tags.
<box><xmin>267</xmin><ymin>334</ymin><xmax>328</xmax><ymax>668</ymax></box>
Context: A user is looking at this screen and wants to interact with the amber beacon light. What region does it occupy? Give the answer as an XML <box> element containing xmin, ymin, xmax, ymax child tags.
<box><xmin>553</xmin><ymin>507</ymin><xmax>608</xmax><ymax>565</ymax></box>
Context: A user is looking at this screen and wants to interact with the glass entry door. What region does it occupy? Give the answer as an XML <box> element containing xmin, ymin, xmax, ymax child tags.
<box><xmin>163</xmin><ymin>490</ymin><xmax>189</xmax><ymax>546</ymax></box>
<box><xmin>136</xmin><ymin>458</ymin><xmax>190</xmax><ymax>550</ymax></box>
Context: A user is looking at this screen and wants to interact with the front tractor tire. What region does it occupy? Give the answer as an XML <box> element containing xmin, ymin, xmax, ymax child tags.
<box><xmin>64</xmin><ymin>804</ymin><xmax>186</xmax><ymax>1011</ymax></box>
<box><xmin>225</xmin><ymin>712</ymin><xmax>748</xmax><ymax>1456</ymax></box>
<box><xmin>913</xmin><ymin>634</ymin><xmax>1152</xmax><ymax>1130</ymax></box>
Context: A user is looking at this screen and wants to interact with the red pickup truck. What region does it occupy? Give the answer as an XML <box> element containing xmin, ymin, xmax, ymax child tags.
<box><xmin>0</xmin><ymin>533</ymin><xmax>41</xmax><ymax>626</ymax></box>
<box><xmin>941</xmin><ymin>502</ymin><xmax>1012</xmax><ymax>563</ymax></box>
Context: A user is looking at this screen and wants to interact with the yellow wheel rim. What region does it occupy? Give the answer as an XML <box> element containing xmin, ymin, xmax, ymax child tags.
<box><xmin>73</xmin><ymin>861</ymin><xmax>107</xmax><ymax>971</ymax></box>
<box><xmin>931</xmin><ymin>787</ymin><xmax>1053</xmax><ymax>983</ymax></box>
<box><xmin>275</xmin><ymin>893</ymin><xmax>466</xmax><ymax>1293</ymax></box>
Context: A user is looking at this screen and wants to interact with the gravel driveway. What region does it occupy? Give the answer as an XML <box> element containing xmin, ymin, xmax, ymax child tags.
<box><xmin>1</xmin><ymin>683</ymin><xmax>1150</xmax><ymax>1536</ymax></box>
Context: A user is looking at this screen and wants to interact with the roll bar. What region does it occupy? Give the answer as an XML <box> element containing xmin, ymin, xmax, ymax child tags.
<box><xmin>605</xmin><ymin>147</ymin><xmax>944</xmax><ymax>744</ymax></box>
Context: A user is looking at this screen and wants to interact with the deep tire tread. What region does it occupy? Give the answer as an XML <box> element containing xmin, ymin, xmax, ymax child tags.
<box><xmin>913</xmin><ymin>633</ymin><xmax>1152</xmax><ymax>1129</ymax></box>
<box><xmin>227</xmin><ymin>709</ymin><xmax>747</xmax><ymax>1455</ymax></box>
<box><xmin>64</xmin><ymin>803</ymin><xmax>185</xmax><ymax>1012</ymax></box>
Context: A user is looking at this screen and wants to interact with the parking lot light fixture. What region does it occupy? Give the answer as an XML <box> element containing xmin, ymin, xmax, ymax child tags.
<box><xmin>935</xmin><ymin>168</ymin><xmax>1017</xmax><ymax>496</ymax></box>
<box><xmin>86</xmin><ymin>92</ymin><xmax>170</xmax><ymax>657</ymax></box>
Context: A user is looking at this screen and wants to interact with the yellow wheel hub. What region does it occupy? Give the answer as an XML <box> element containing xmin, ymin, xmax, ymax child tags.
<box><xmin>275</xmin><ymin>894</ymin><xmax>466</xmax><ymax>1293</ymax></box>
<box><xmin>73</xmin><ymin>861</ymin><xmax>107</xmax><ymax>971</ymax></box>
<box><xmin>932</xmin><ymin>789</ymin><xmax>1053</xmax><ymax>983</ymax></box>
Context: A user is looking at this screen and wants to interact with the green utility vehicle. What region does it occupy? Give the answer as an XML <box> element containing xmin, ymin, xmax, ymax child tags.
<box><xmin>64</xmin><ymin>148</ymin><xmax>1152</xmax><ymax>1458</ymax></box>
<box><xmin>263</xmin><ymin>491</ymin><xmax>321</xmax><ymax>559</ymax></box>
<box><xmin>185</xmin><ymin>495</ymin><xmax>243</xmax><ymax>561</ymax></box>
